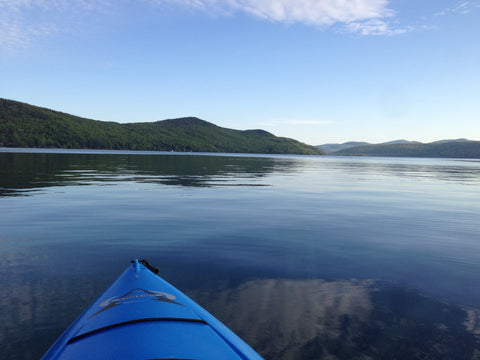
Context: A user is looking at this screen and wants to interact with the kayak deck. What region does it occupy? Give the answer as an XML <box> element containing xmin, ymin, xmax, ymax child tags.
<box><xmin>41</xmin><ymin>260</ymin><xmax>264</xmax><ymax>360</ymax></box>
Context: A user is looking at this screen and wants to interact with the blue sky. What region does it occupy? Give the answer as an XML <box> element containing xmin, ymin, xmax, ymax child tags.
<box><xmin>1</xmin><ymin>0</ymin><xmax>479</xmax><ymax>145</ymax></box>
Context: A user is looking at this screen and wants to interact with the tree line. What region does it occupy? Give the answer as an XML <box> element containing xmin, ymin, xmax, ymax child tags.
<box><xmin>0</xmin><ymin>99</ymin><xmax>323</xmax><ymax>155</ymax></box>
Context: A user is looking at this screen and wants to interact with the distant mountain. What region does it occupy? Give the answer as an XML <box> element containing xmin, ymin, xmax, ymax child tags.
<box><xmin>316</xmin><ymin>140</ymin><xmax>425</xmax><ymax>154</ymax></box>
<box><xmin>379</xmin><ymin>140</ymin><xmax>421</xmax><ymax>145</ymax></box>
<box><xmin>430</xmin><ymin>138</ymin><xmax>468</xmax><ymax>144</ymax></box>
<box><xmin>0</xmin><ymin>99</ymin><xmax>323</xmax><ymax>155</ymax></box>
<box><xmin>316</xmin><ymin>141</ymin><xmax>370</xmax><ymax>154</ymax></box>
<box><xmin>332</xmin><ymin>140</ymin><xmax>480</xmax><ymax>159</ymax></box>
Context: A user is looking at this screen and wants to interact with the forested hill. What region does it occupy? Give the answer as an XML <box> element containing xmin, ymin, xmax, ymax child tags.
<box><xmin>0</xmin><ymin>99</ymin><xmax>323</xmax><ymax>155</ymax></box>
<box><xmin>333</xmin><ymin>141</ymin><xmax>480</xmax><ymax>159</ymax></box>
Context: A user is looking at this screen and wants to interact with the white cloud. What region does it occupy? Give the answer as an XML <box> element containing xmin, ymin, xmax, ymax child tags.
<box><xmin>167</xmin><ymin>0</ymin><xmax>394</xmax><ymax>25</ymax></box>
<box><xmin>161</xmin><ymin>0</ymin><xmax>407</xmax><ymax>36</ymax></box>
<box><xmin>0</xmin><ymin>0</ymin><xmax>406</xmax><ymax>48</ymax></box>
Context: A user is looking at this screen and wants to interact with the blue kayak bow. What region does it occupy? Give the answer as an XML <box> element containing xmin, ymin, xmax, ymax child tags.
<box><xmin>41</xmin><ymin>259</ymin><xmax>264</xmax><ymax>360</ymax></box>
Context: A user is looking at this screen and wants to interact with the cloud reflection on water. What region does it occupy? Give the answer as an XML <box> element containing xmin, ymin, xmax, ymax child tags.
<box><xmin>1</xmin><ymin>258</ymin><xmax>480</xmax><ymax>360</ymax></box>
<box><xmin>191</xmin><ymin>278</ymin><xmax>480</xmax><ymax>360</ymax></box>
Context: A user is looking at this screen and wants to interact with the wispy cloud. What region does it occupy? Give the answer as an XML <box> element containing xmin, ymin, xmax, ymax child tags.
<box><xmin>163</xmin><ymin>0</ymin><xmax>405</xmax><ymax>35</ymax></box>
<box><xmin>0</xmin><ymin>0</ymin><xmax>112</xmax><ymax>49</ymax></box>
<box><xmin>0</xmin><ymin>0</ymin><xmax>408</xmax><ymax>49</ymax></box>
<box><xmin>0</xmin><ymin>20</ymin><xmax>55</xmax><ymax>48</ymax></box>
<box><xmin>343</xmin><ymin>19</ymin><xmax>408</xmax><ymax>36</ymax></box>
<box><xmin>236</xmin><ymin>0</ymin><xmax>391</xmax><ymax>25</ymax></box>
<box><xmin>434</xmin><ymin>1</ymin><xmax>473</xmax><ymax>16</ymax></box>
<box><xmin>0</xmin><ymin>0</ymin><xmax>113</xmax><ymax>13</ymax></box>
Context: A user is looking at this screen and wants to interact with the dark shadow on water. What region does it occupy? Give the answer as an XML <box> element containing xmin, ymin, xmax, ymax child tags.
<box><xmin>3</xmin><ymin>151</ymin><xmax>480</xmax><ymax>197</ymax></box>
<box><xmin>0</xmin><ymin>152</ymin><xmax>298</xmax><ymax>195</ymax></box>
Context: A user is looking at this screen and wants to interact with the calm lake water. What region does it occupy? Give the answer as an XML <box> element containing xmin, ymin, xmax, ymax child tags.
<box><xmin>1</xmin><ymin>149</ymin><xmax>480</xmax><ymax>359</ymax></box>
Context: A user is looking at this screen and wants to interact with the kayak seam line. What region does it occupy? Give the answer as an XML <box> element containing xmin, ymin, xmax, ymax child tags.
<box><xmin>66</xmin><ymin>318</ymin><xmax>208</xmax><ymax>345</ymax></box>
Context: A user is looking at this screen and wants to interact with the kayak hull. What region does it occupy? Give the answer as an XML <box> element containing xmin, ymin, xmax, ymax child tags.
<box><xmin>41</xmin><ymin>260</ymin><xmax>264</xmax><ymax>360</ymax></box>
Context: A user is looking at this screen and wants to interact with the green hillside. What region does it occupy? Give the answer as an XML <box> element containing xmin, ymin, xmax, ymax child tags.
<box><xmin>333</xmin><ymin>141</ymin><xmax>480</xmax><ymax>159</ymax></box>
<box><xmin>0</xmin><ymin>99</ymin><xmax>323</xmax><ymax>155</ymax></box>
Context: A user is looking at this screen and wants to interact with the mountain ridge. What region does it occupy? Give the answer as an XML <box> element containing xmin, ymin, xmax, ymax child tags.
<box><xmin>323</xmin><ymin>140</ymin><xmax>480</xmax><ymax>159</ymax></box>
<box><xmin>0</xmin><ymin>99</ymin><xmax>323</xmax><ymax>155</ymax></box>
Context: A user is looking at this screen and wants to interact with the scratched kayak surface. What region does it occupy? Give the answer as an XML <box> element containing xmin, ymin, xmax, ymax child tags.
<box><xmin>41</xmin><ymin>259</ymin><xmax>264</xmax><ymax>360</ymax></box>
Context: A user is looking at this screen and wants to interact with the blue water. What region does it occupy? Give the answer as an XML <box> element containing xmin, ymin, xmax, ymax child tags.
<box><xmin>1</xmin><ymin>149</ymin><xmax>479</xmax><ymax>359</ymax></box>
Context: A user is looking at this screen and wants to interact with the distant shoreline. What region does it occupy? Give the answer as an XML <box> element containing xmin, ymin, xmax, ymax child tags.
<box><xmin>316</xmin><ymin>140</ymin><xmax>480</xmax><ymax>159</ymax></box>
<box><xmin>2</xmin><ymin>147</ymin><xmax>480</xmax><ymax>161</ymax></box>
<box><xmin>0</xmin><ymin>147</ymin><xmax>318</xmax><ymax>158</ymax></box>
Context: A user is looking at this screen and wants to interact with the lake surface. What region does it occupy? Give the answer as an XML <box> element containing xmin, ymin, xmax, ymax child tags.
<box><xmin>1</xmin><ymin>149</ymin><xmax>480</xmax><ymax>359</ymax></box>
